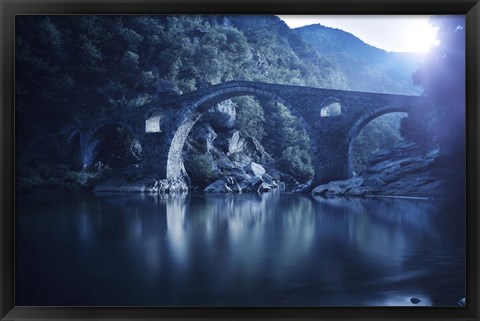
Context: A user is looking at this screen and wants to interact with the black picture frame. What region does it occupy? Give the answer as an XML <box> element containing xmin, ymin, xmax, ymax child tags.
<box><xmin>1</xmin><ymin>0</ymin><xmax>479</xmax><ymax>320</ymax></box>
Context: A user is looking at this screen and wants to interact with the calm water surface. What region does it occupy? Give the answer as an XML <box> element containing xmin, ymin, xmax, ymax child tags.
<box><xmin>16</xmin><ymin>191</ymin><xmax>465</xmax><ymax>306</ymax></box>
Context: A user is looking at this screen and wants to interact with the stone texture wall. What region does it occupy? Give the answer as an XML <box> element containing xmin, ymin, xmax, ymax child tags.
<box><xmin>161</xmin><ymin>81</ymin><xmax>426</xmax><ymax>184</ymax></box>
<box><xmin>78</xmin><ymin>81</ymin><xmax>427</xmax><ymax>185</ymax></box>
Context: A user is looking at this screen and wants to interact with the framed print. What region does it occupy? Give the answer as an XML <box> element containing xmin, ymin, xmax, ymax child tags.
<box><xmin>1</xmin><ymin>0</ymin><xmax>479</xmax><ymax>320</ymax></box>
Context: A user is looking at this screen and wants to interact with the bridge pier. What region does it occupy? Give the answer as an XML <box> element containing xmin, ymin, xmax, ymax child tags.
<box><xmin>141</xmin><ymin>109</ymin><xmax>197</xmax><ymax>186</ymax></box>
<box><xmin>141</xmin><ymin>133</ymin><xmax>171</xmax><ymax>179</ymax></box>
<box><xmin>313</xmin><ymin>135</ymin><xmax>353</xmax><ymax>185</ymax></box>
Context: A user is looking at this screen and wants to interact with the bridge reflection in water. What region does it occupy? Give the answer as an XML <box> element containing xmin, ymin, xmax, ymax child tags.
<box><xmin>15</xmin><ymin>191</ymin><xmax>464</xmax><ymax>306</ymax></box>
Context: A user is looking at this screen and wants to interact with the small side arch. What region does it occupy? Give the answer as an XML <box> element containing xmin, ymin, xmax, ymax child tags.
<box><xmin>145</xmin><ymin>109</ymin><xmax>164</xmax><ymax>133</ymax></box>
<box><xmin>319</xmin><ymin>97</ymin><xmax>343</xmax><ymax>117</ymax></box>
<box><xmin>81</xmin><ymin>122</ymin><xmax>141</xmax><ymax>170</ymax></box>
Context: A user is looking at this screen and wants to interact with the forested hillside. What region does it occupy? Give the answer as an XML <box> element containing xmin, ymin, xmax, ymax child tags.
<box><xmin>15</xmin><ymin>15</ymin><xmax>422</xmax><ymax>191</ymax></box>
<box><xmin>296</xmin><ymin>24</ymin><xmax>422</xmax><ymax>95</ymax></box>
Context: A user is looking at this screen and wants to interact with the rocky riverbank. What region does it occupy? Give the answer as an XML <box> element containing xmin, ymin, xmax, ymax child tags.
<box><xmin>311</xmin><ymin>141</ymin><xmax>461</xmax><ymax>199</ymax></box>
<box><xmin>92</xmin><ymin>139</ymin><xmax>458</xmax><ymax>199</ymax></box>
<box><xmin>203</xmin><ymin>161</ymin><xmax>281</xmax><ymax>193</ymax></box>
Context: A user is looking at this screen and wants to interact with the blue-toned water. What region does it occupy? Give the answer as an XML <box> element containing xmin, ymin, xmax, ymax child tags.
<box><xmin>15</xmin><ymin>191</ymin><xmax>465</xmax><ymax>306</ymax></box>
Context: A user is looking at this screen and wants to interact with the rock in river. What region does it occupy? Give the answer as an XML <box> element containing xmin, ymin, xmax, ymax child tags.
<box><xmin>410</xmin><ymin>297</ymin><xmax>421</xmax><ymax>304</ymax></box>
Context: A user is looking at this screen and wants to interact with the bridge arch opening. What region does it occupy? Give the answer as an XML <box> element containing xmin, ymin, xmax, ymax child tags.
<box><xmin>348</xmin><ymin>109</ymin><xmax>409</xmax><ymax>176</ymax></box>
<box><xmin>167</xmin><ymin>86</ymin><xmax>316</xmax><ymax>188</ymax></box>
<box><xmin>320</xmin><ymin>98</ymin><xmax>342</xmax><ymax>117</ymax></box>
<box><xmin>145</xmin><ymin>110</ymin><xmax>163</xmax><ymax>133</ymax></box>
<box><xmin>84</xmin><ymin>123</ymin><xmax>142</xmax><ymax>170</ymax></box>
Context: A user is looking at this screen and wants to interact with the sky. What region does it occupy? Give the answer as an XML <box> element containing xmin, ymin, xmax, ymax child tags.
<box><xmin>277</xmin><ymin>15</ymin><xmax>441</xmax><ymax>53</ymax></box>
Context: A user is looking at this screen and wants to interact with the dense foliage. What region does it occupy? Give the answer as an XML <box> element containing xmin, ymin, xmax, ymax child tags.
<box><xmin>234</xmin><ymin>96</ymin><xmax>265</xmax><ymax>141</ymax></box>
<box><xmin>262</xmin><ymin>101</ymin><xmax>314</xmax><ymax>181</ymax></box>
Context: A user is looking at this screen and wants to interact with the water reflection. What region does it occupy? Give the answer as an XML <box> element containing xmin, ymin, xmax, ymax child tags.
<box><xmin>312</xmin><ymin>196</ymin><xmax>442</xmax><ymax>267</ymax></box>
<box><xmin>15</xmin><ymin>192</ymin><xmax>465</xmax><ymax>306</ymax></box>
<box><xmin>367</xmin><ymin>291</ymin><xmax>433</xmax><ymax>306</ymax></box>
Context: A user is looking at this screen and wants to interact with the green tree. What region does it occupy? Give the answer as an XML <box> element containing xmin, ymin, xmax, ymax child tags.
<box><xmin>353</xmin><ymin>113</ymin><xmax>406</xmax><ymax>173</ymax></box>
<box><xmin>262</xmin><ymin>101</ymin><xmax>314</xmax><ymax>182</ymax></box>
<box><xmin>234</xmin><ymin>96</ymin><xmax>265</xmax><ymax>141</ymax></box>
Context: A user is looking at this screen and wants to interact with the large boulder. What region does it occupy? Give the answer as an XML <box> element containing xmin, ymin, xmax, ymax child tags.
<box><xmin>292</xmin><ymin>179</ymin><xmax>314</xmax><ymax>193</ymax></box>
<box><xmin>204</xmin><ymin>176</ymin><xmax>244</xmax><ymax>193</ymax></box>
<box><xmin>368</xmin><ymin>149</ymin><xmax>393</xmax><ymax>166</ymax></box>
<box><xmin>227</xmin><ymin>130</ymin><xmax>245</xmax><ymax>154</ymax></box>
<box><xmin>215</xmin><ymin>157</ymin><xmax>237</xmax><ymax>171</ymax></box>
<box><xmin>312</xmin><ymin>177</ymin><xmax>365</xmax><ymax>197</ymax></box>
<box><xmin>204</xmin><ymin>172</ymin><xmax>278</xmax><ymax>193</ymax></box>
<box><xmin>188</xmin><ymin>122</ymin><xmax>217</xmax><ymax>153</ymax></box>
<box><xmin>204</xmin><ymin>179</ymin><xmax>232</xmax><ymax>193</ymax></box>
<box><xmin>246</xmin><ymin>161</ymin><xmax>266</xmax><ymax>177</ymax></box>
<box><xmin>243</xmin><ymin>137</ymin><xmax>273</xmax><ymax>164</ymax></box>
<box><xmin>205</xmin><ymin>100</ymin><xmax>236</xmax><ymax>130</ymax></box>
<box><xmin>363</xmin><ymin>176</ymin><xmax>386</xmax><ymax>188</ymax></box>
<box><xmin>247</xmin><ymin>175</ymin><xmax>264</xmax><ymax>189</ymax></box>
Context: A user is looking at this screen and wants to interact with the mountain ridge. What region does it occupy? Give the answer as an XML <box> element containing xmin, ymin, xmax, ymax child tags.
<box><xmin>295</xmin><ymin>23</ymin><xmax>422</xmax><ymax>95</ymax></box>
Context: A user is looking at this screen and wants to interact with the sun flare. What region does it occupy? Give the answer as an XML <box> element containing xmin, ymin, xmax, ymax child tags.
<box><xmin>401</xmin><ymin>19</ymin><xmax>440</xmax><ymax>52</ymax></box>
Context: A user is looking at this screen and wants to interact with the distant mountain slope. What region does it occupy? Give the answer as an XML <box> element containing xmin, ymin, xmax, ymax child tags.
<box><xmin>295</xmin><ymin>24</ymin><xmax>423</xmax><ymax>95</ymax></box>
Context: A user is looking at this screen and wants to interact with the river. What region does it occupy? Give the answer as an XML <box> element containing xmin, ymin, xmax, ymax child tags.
<box><xmin>15</xmin><ymin>191</ymin><xmax>465</xmax><ymax>306</ymax></box>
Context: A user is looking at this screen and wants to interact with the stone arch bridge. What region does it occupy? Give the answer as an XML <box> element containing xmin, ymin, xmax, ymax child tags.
<box><xmin>76</xmin><ymin>81</ymin><xmax>427</xmax><ymax>185</ymax></box>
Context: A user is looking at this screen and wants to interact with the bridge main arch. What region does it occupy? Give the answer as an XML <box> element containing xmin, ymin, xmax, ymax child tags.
<box><xmin>164</xmin><ymin>83</ymin><xmax>317</xmax><ymax>181</ymax></box>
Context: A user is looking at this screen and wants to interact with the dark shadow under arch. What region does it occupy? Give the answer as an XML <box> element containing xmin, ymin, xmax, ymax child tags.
<box><xmin>83</xmin><ymin>123</ymin><xmax>141</xmax><ymax>170</ymax></box>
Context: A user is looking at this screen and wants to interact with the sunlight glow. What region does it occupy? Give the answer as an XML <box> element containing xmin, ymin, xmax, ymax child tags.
<box><xmin>277</xmin><ymin>15</ymin><xmax>441</xmax><ymax>53</ymax></box>
<box><xmin>400</xmin><ymin>19</ymin><xmax>440</xmax><ymax>52</ymax></box>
